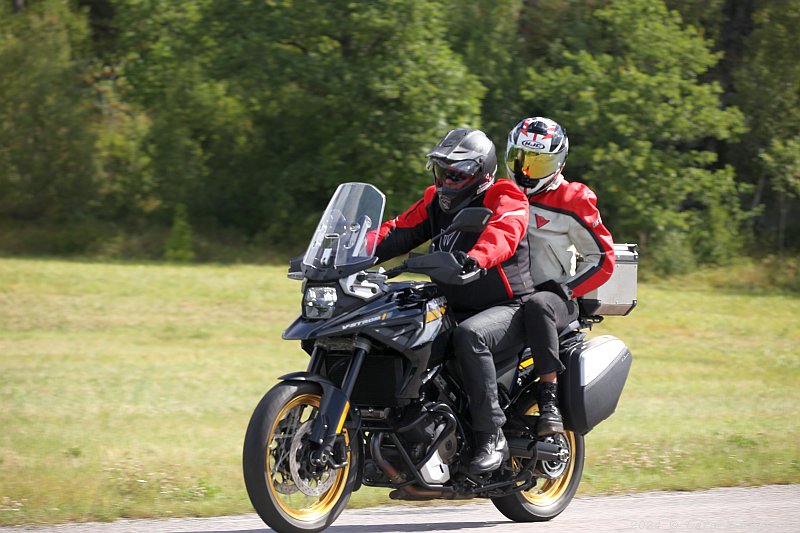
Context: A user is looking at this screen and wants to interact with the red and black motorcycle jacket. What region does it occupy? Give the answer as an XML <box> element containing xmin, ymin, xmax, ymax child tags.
<box><xmin>525</xmin><ymin>176</ymin><xmax>616</xmax><ymax>298</ymax></box>
<box><xmin>375</xmin><ymin>180</ymin><xmax>534</xmax><ymax>314</ymax></box>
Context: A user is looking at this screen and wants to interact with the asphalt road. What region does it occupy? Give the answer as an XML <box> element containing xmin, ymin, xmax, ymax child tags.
<box><xmin>3</xmin><ymin>485</ymin><xmax>798</xmax><ymax>533</ymax></box>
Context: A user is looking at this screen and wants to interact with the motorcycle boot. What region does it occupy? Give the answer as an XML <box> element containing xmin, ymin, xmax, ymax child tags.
<box><xmin>537</xmin><ymin>381</ymin><xmax>565</xmax><ymax>436</ymax></box>
<box><xmin>469</xmin><ymin>428</ymin><xmax>509</xmax><ymax>473</ymax></box>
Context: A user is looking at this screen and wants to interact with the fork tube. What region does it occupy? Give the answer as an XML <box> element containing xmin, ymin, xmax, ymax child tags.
<box><xmin>309</xmin><ymin>338</ymin><xmax>370</xmax><ymax>465</ymax></box>
<box><xmin>341</xmin><ymin>337</ymin><xmax>371</xmax><ymax>398</ymax></box>
<box><xmin>307</xmin><ymin>345</ymin><xmax>325</xmax><ymax>374</ymax></box>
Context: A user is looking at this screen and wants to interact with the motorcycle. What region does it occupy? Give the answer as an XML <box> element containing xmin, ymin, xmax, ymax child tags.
<box><xmin>243</xmin><ymin>182</ymin><xmax>635</xmax><ymax>533</ymax></box>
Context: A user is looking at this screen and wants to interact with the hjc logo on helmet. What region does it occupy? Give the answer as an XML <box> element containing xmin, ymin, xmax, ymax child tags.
<box><xmin>521</xmin><ymin>140</ymin><xmax>546</xmax><ymax>150</ymax></box>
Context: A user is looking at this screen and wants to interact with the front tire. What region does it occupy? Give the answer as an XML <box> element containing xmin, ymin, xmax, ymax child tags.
<box><xmin>492</xmin><ymin>399</ymin><xmax>584</xmax><ymax>522</ymax></box>
<box><xmin>243</xmin><ymin>381</ymin><xmax>357</xmax><ymax>533</ymax></box>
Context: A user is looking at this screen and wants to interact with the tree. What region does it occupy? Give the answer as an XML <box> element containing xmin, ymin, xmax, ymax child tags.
<box><xmin>760</xmin><ymin>137</ymin><xmax>800</xmax><ymax>257</ymax></box>
<box><xmin>192</xmin><ymin>0</ymin><xmax>485</xmax><ymax>244</ymax></box>
<box><xmin>732</xmin><ymin>0</ymin><xmax>800</xmax><ymax>251</ymax></box>
<box><xmin>440</xmin><ymin>0</ymin><xmax>525</xmax><ymax>144</ymax></box>
<box><xmin>0</xmin><ymin>0</ymin><xmax>98</xmax><ymax>222</ymax></box>
<box><xmin>92</xmin><ymin>67</ymin><xmax>156</xmax><ymax>222</ymax></box>
<box><xmin>516</xmin><ymin>0</ymin><xmax>746</xmax><ymax>271</ymax></box>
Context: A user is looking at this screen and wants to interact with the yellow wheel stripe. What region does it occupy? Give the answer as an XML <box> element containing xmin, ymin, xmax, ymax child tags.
<box><xmin>266</xmin><ymin>394</ymin><xmax>351</xmax><ymax>522</ymax></box>
<box><xmin>335</xmin><ymin>401</ymin><xmax>350</xmax><ymax>434</ymax></box>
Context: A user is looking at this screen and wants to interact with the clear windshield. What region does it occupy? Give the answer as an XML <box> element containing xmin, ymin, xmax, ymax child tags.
<box><xmin>303</xmin><ymin>183</ymin><xmax>386</xmax><ymax>270</ymax></box>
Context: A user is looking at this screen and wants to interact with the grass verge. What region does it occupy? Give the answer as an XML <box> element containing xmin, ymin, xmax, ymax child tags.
<box><xmin>0</xmin><ymin>258</ymin><xmax>798</xmax><ymax>525</ymax></box>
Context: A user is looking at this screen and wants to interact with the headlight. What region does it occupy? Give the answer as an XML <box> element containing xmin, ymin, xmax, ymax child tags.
<box><xmin>303</xmin><ymin>286</ymin><xmax>338</xmax><ymax>319</ymax></box>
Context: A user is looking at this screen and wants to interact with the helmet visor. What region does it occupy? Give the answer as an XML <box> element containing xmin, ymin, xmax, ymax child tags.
<box><xmin>507</xmin><ymin>147</ymin><xmax>562</xmax><ymax>181</ymax></box>
<box><xmin>429</xmin><ymin>159</ymin><xmax>481</xmax><ymax>189</ymax></box>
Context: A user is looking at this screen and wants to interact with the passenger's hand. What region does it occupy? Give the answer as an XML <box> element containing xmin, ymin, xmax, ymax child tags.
<box><xmin>452</xmin><ymin>251</ymin><xmax>480</xmax><ymax>274</ymax></box>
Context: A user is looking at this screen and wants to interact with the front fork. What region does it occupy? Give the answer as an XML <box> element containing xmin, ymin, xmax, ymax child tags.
<box><xmin>279</xmin><ymin>337</ymin><xmax>369</xmax><ymax>468</ymax></box>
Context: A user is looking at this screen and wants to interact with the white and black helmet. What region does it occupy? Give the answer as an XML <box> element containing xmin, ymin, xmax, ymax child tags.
<box><xmin>427</xmin><ymin>129</ymin><xmax>497</xmax><ymax>213</ymax></box>
<box><xmin>506</xmin><ymin>117</ymin><xmax>568</xmax><ymax>195</ymax></box>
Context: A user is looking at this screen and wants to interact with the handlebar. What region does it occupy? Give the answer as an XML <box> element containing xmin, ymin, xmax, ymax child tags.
<box><xmin>383</xmin><ymin>265</ymin><xmax>407</xmax><ymax>279</ymax></box>
<box><xmin>384</xmin><ymin>251</ymin><xmax>486</xmax><ymax>286</ymax></box>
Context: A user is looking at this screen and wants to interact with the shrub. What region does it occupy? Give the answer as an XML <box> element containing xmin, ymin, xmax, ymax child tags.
<box><xmin>164</xmin><ymin>204</ymin><xmax>195</xmax><ymax>263</ymax></box>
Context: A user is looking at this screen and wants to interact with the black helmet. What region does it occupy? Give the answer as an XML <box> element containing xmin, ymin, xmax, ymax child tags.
<box><xmin>426</xmin><ymin>129</ymin><xmax>497</xmax><ymax>213</ymax></box>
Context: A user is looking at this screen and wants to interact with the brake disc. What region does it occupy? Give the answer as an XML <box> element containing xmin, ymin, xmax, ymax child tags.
<box><xmin>289</xmin><ymin>420</ymin><xmax>336</xmax><ymax>497</ymax></box>
<box><xmin>271</xmin><ymin>420</ymin><xmax>299</xmax><ymax>495</ymax></box>
<box><xmin>537</xmin><ymin>433</ymin><xmax>571</xmax><ymax>479</ymax></box>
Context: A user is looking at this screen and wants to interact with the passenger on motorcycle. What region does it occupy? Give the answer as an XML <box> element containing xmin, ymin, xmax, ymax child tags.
<box><xmin>374</xmin><ymin>128</ymin><xmax>534</xmax><ymax>474</ymax></box>
<box><xmin>506</xmin><ymin>117</ymin><xmax>616</xmax><ymax>435</ymax></box>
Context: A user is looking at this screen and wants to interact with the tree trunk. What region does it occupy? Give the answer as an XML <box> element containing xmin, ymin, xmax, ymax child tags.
<box><xmin>778</xmin><ymin>194</ymin><xmax>788</xmax><ymax>259</ymax></box>
<box><xmin>750</xmin><ymin>173</ymin><xmax>766</xmax><ymax>211</ymax></box>
<box><xmin>12</xmin><ymin>0</ymin><xmax>25</xmax><ymax>13</ymax></box>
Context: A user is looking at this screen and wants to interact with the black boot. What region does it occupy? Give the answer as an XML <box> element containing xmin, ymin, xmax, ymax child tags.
<box><xmin>469</xmin><ymin>428</ymin><xmax>509</xmax><ymax>474</ymax></box>
<box><xmin>537</xmin><ymin>381</ymin><xmax>564</xmax><ymax>436</ymax></box>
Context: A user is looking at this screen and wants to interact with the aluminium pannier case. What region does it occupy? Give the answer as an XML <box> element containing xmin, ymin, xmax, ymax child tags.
<box><xmin>559</xmin><ymin>334</ymin><xmax>632</xmax><ymax>435</ymax></box>
<box><xmin>580</xmin><ymin>243</ymin><xmax>638</xmax><ymax>316</ymax></box>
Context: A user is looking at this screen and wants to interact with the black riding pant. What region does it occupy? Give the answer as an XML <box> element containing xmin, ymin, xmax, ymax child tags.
<box><xmin>522</xmin><ymin>291</ymin><xmax>579</xmax><ymax>376</ymax></box>
<box><xmin>452</xmin><ymin>303</ymin><xmax>526</xmax><ymax>433</ymax></box>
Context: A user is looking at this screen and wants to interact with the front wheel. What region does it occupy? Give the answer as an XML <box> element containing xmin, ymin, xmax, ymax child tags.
<box><xmin>243</xmin><ymin>381</ymin><xmax>357</xmax><ymax>533</ymax></box>
<box><xmin>492</xmin><ymin>401</ymin><xmax>585</xmax><ymax>522</ymax></box>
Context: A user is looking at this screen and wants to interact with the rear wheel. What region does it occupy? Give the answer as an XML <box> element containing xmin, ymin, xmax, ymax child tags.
<box><xmin>243</xmin><ymin>381</ymin><xmax>357</xmax><ymax>533</ymax></box>
<box><xmin>492</xmin><ymin>400</ymin><xmax>584</xmax><ymax>522</ymax></box>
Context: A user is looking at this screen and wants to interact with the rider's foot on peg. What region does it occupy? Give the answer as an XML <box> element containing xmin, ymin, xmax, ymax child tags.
<box><xmin>537</xmin><ymin>381</ymin><xmax>565</xmax><ymax>436</ymax></box>
<box><xmin>469</xmin><ymin>428</ymin><xmax>509</xmax><ymax>473</ymax></box>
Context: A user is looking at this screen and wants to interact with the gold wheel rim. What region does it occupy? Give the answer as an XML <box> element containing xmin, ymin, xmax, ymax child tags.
<box><xmin>265</xmin><ymin>393</ymin><xmax>350</xmax><ymax>521</ymax></box>
<box><xmin>519</xmin><ymin>404</ymin><xmax>576</xmax><ymax>507</ymax></box>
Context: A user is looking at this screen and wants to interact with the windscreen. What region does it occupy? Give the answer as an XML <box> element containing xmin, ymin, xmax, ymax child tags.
<box><xmin>303</xmin><ymin>183</ymin><xmax>385</xmax><ymax>270</ymax></box>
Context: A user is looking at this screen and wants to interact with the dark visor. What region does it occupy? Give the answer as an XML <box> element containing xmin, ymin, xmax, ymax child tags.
<box><xmin>429</xmin><ymin>159</ymin><xmax>480</xmax><ymax>186</ymax></box>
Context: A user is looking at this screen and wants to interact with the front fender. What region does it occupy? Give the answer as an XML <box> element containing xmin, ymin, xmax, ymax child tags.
<box><xmin>278</xmin><ymin>372</ymin><xmax>353</xmax><ymax>444</ymax></box>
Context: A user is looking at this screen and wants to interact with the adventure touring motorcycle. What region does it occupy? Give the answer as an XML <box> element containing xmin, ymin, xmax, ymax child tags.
<box><xmin>243</xmin><ymin>183</ymin><xmax>637</xmax><ymax>533</ymax></box>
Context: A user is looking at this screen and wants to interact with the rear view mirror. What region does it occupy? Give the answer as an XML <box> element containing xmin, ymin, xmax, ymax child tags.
<box><xmin>447</xmin><ymin>207</ymin><xmax>492</xmax><ymax>233</ymax></box>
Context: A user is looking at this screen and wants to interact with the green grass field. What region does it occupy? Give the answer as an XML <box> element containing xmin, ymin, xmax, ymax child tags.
<box><xmin>1</xmin><ymin>258</ymin><xmax>798</xmax><ymax>525</ymax></box>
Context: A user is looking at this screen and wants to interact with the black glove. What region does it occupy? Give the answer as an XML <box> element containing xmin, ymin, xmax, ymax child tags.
<box><xmin>452</xmin><ymin>250</ymin><xmax>479</xmax><ymax>274</ymax></box>
<box><xmin>536</xmin><ymin>279</ymin><xmax>574</xmax><ymax>301</ymax></box>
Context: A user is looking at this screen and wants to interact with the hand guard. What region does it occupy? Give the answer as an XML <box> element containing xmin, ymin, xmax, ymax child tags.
<box><xmin>452</xmin><ymin>250</ymin><xmax>480</xmax><ymax>274</ymax></box>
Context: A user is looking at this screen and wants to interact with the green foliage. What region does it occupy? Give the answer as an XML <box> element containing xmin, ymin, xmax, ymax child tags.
<box><xmin>760</xmin><ymin>136</ymin><xmax>800</xmax><ymax>254</ymax></box>
<box><xmin>761</xmin><ymin>137</ymin><xmax>800</xmax><ymax>200</ymax></box>
<box><xmin>644</xmin><ymin>230</ymin><xmax>696</xmax><ymax>277</ymax></box>
<box><xmin>0</xmin><ymin>0</ymin><xmax>97</xmax><ymax>222</ymax></box>
<box><xmin>111</xmin><ymin>0</ymin><xmax>485</xmax><ymax>245</ymax></box>
<box><xmin>164</xmin><ymin>204</ymin><xmax>195</xmax><ymax>262</ymax></box>
<box><xmin>440</xmin><ymin>0</ymin><xmax>525</xmax><ymax>143</ymax></box>
<box><xmin>516</xmin><ymin>0</ymin><xmax>746</xmax><ymax>270</ymax></box>
<box><xmin>92</xmin><ymin>70</ymin><xmax>156</xmax><ymax>221</ymax></box>
<box><xmin>664</xmin><ymin>0</ymin><xmax>727</xmax><ymax>42</ymax></box>
<box><xmin>0</xmin><ymin>0</ymin><xmax>799</xmax><ymax>264</ymax></box>
<box><xmin>731</xmin><ymin>1</ymin><xmax>800</xmax><ymax>250</ymax></box>
<box><xmin>734</xmin><ymin>1</ymin><xmax>800</xmax><ymax>142</ymax></box>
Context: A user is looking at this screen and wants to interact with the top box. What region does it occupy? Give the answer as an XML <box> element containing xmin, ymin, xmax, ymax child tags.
<box><xmin>580</xmin><ymin>243</ymin><xmax>638</xmax><ymax>316</ymax></box>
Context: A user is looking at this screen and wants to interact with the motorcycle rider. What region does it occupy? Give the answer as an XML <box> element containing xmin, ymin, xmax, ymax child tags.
<box><xmin>374</xmin><ymin>128</ymin><xmax>534</xmax><ymax>473</ymax></box>
<box><xmin>506</xmin><ymin>117</ymin><xmax>616</xmax><ymax>435</ymax></box>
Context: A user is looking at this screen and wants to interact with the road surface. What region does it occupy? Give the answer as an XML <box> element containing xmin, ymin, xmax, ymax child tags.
<box><xmin>2</xmin><ymin>485</ymin><xmax>798</xmax><ymax>533</ymax></box>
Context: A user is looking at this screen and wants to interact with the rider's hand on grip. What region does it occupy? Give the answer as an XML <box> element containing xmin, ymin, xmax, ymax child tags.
<box><xmin>452</xmin><ymin>250</ymin><xmax>480</xmax><ymax>274</ymax></box>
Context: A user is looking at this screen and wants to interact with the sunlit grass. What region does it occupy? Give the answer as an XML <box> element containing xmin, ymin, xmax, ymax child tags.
<box><xmin>0</xmin><ymin>258</ymin><xmax>798</xmax><ymax>524</ymax></box>
<box><xmin>583</xmin><ymin>280</ymin><xmax>800</xmax><ymax>494</ymax></box>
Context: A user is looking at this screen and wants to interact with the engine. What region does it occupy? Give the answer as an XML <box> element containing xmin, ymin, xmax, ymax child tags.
<box><xmin>363</xmin><ymin>402</ymin><xmax>459</xmax><ymax>487</ymax></box>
